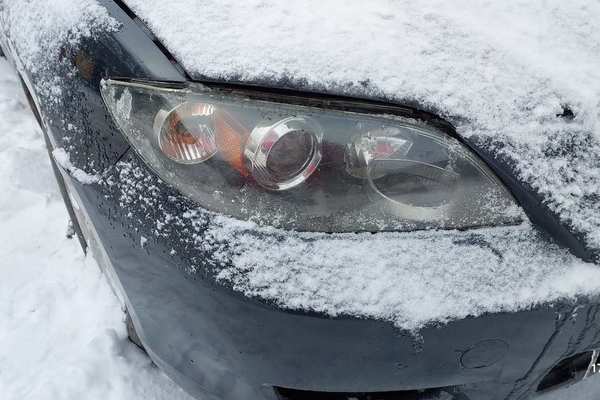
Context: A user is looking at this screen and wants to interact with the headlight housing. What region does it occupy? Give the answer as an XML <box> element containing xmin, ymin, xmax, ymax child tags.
<box><xmin>101</xmin><ymin>79</ymin><xmax>521</xmax><ymax>232</ymax></box>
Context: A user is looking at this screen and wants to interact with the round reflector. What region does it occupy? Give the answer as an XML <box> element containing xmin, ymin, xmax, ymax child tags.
<box><xmin>155</xmin><ymin>102</ymin><xmax>218</xmax><ymax>164</ymax></box>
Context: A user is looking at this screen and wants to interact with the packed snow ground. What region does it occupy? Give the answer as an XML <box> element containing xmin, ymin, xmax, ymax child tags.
<box><xmin>0</xmin><ymin>59</ymin><xmax>193</xmax><ymax>400</ymax></box>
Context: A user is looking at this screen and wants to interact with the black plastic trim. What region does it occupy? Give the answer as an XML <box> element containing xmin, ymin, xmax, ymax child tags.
<box><xmin>275</xmin><ymin>386</ymin><xmax>469</xmax><ymax>400</ymax></box>
<box><xmin>110</xmin><ymin>0</ymin><xmax>191</xmax><ymax>79</ymax></box>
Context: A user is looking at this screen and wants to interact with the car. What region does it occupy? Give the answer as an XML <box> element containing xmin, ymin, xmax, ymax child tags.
<box><xmin>2</xmin><ymin>1</ymin><xmax>600</xmax><ymax>399</ymax></box>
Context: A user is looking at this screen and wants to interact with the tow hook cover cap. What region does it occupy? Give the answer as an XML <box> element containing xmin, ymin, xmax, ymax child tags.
<box><xmin>460</xmin><ymin>339</ymin><xmax>509</xmax><ymax>369</ymax></box>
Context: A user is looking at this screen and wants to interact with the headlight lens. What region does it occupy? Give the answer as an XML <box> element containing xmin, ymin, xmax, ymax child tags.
<box><xmin>101</xmin><ymin>79</ymin><xmax>521</xmax><ymax>232</ymax></box>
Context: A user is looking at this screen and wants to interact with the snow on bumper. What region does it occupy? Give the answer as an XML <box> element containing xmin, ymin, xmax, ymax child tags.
<box><xmin>208</xmin><ymin>218</ymin><xmax>600</xmax><ymax>331</ymax></box>
<box><xmin>111</xmin><ymin>158</ymin><xmax>600</xmax><ymax>332</ymax></box>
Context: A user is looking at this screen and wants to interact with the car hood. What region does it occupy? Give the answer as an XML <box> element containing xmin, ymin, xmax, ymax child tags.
<box><xmin>123</xmin><ymin>0</ymin><xmax>600</xmax><ymax>261</ymax></box>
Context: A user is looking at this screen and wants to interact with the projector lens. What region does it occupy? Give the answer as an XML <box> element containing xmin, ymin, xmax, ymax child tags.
<box><xmin>244</xmin><ymin>117</ymin><xmax>322</xmax><ymax>191</ymax></box>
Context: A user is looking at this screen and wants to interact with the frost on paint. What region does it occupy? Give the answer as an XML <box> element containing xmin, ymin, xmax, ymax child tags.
<box><xmin>122</xmin><ymin>0</ymin><xmax>600</xmax><ymax>257</ymax></box>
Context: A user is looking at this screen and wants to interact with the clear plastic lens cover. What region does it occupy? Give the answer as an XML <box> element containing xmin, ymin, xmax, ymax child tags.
<box><xmin>101</xmin><ymin>79</ymin><xmax>521</xmax><ymax>232</ymax></box>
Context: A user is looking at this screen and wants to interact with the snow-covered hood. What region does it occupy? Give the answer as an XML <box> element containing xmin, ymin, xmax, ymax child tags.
<box><xmin>123</xmin><ymin>0</ymin><xmax>600</xmax><ymax>260</ymax></box>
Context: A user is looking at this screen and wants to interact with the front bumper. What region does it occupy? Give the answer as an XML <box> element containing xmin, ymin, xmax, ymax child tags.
<box><xmin>57</xmin><ymin>150</ymin><xmax>600</xmax><ymax>400</ymax></box>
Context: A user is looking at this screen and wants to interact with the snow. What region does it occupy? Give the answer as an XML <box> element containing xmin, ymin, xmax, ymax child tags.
<box><xmin>52</xmin><ymin>148</ymin><xmax>100</xmax><ymax>184</ymax></box>
<box><xmin>0</xmin><ymin>0</ymin><xmax>119</xmax><ymax>106</ymax></box>
<box><xmin>1</xmin><ymin>55</ymin><xmax>599</xmax><ymax>400</ymax></box>
<box><xmin>3</xmin><ymin>0</ymin><xmax>600</xmax><ymax>332</ymax></box>
<box><xmin>0</xmin><ymin>0</ymin><xmax>118</xmax><ymax>72</ymax></box>
<box><xmin>2</xmin><ymin>1</ymin><xmax>600</xmax><ymax>396</ymax></box>
<box><xmin>123</xmin><ymin>0</ymin><xmax>600</xmax><ymax>257</ymax></box>
<box><xmin>0</xmin><ymin>58</ymin><xmax>193</xmax><ymax>400</ymax></box>
<box><xmin>208</xmin><ymin>216</ymin><xmax>600</xmax><ymax>332</ymax></box>
<box><xmin>0</xmin><ymin>58</ymin><xmax>597</xmax><ymax>395</ymax></box>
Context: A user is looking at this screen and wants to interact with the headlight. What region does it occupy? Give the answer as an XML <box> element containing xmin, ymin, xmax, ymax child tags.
<box><xmin>101</xmin><ymin>79</ymin><xmax>521</xmax><ymax>232</ymax></box>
